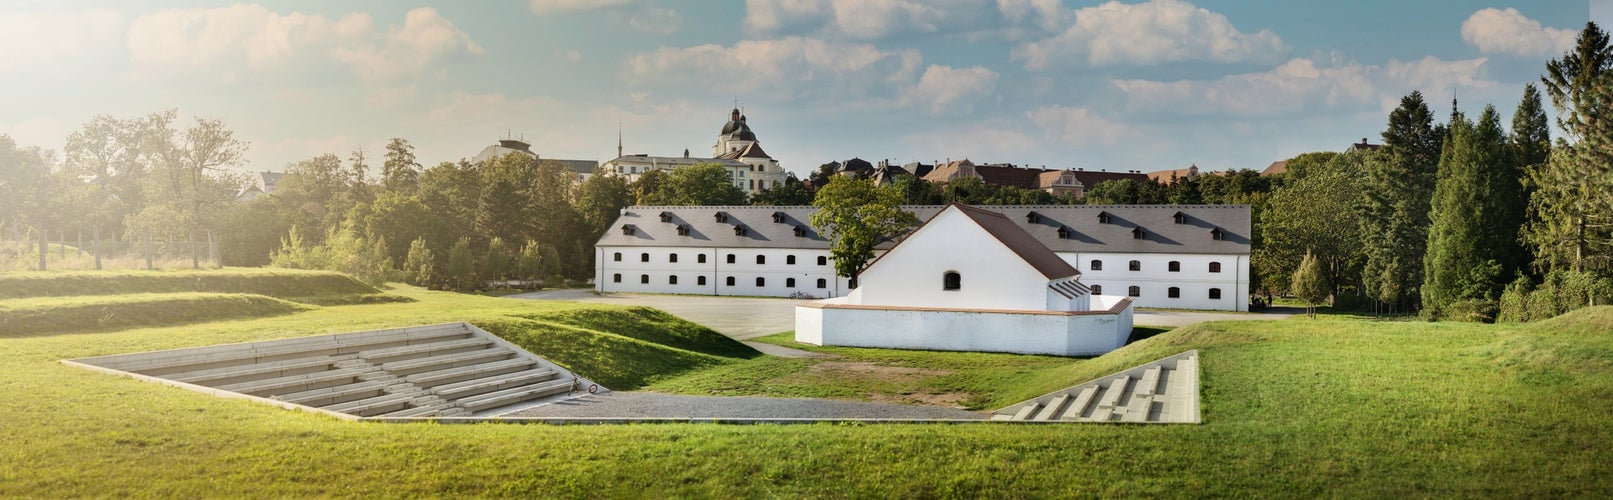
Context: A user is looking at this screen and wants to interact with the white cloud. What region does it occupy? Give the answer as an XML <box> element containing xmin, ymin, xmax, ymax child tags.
<box><xmin>1111</xmin><ymin>56</ymin><xmax>1490</xmax><ymax>117</ymax></box>
<box><xmin>625</xmin><ymin>37</ymin><xmax>921</xmax><ymax>102</ymax></box>
<box><xmin>902</xmin><ymin>126</ymin><xmax>1037</xmax><ymax>162</ymax></box>
<box><xmin>1026</xmin><ymin>106</ymin><xmax>1136</xmax><ymax>146</ymax></box>
<box><xmin>904</xmin><ymin>65</ymin><xmax>998</xmax><ymax>114</ymax></box>
<box><xmin>628</xmin><ymin>7</ymin><xmax>683</xmax><ymax>34</ymax></box>
<box><xmin>743</xmin><ymin>0</ymin><xmax>997</xmax><ymax>39</ymax></box>
<box><xmin>1013</xmin><ymin>0</ymin><xmax>1286</xmax><ymax>69</ymax></box>
<box><xmin>528</xmin><ymin>0</ymin><xmax>633</xmax><ymax>15</ymax></box>
<box><xmin>0</xmin><ymin>9</ymin><xmax>123</xmax><ymax>74</ymax></box>
<box><xmin>125</xmin><ymin>5</ymin><xmax>482</xmax><ymax>84</ymax></box>
<box><xmin>996</xmin><ymin>0</ymin><xmax>1072</xmax><ymax>33</ymax></box>
<box><xmin>1461</xmin><ymin>8</ymin><xmax>1576</xmax><ymax>58</ymax></box>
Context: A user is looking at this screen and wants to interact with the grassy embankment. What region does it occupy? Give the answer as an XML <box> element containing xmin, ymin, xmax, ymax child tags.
<box><xmin>0</xmin><ymin>270</ymin><xmax>1610</xmax><ymax>496</ymax></box>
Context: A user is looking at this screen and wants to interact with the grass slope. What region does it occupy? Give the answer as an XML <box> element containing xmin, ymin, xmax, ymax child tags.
<box><xmin>0</xmin><ymin>293</ymin><xmax>311</xmax><ymax>336</ymax></box>
<box><xmin>1</xmin><ymin>283</ymin><xmax>1610</xmax><ymax>496</ymax></box>
<box><xmin>0</xmin><ymin>268</ymin><xmax>409</xmax><ymax>305</ymax></box>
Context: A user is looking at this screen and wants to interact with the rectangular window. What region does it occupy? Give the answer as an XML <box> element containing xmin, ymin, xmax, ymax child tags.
<box><xmin>817</xmin><ymin>256</ymin><xmax>827</xmax><ymax>266</ymax></box>
<box><xmin>1090</xmin><ymin>260</ymin><xmax>1102</xmax><ymax>271</ymax></box>
<box><xmin>1209</xmin><ymin>262</ymin><xmax>1222</xmax><ymax>273</ymax></box>
<box><xmin>787</xmin><ymin>255</ymin><xmax>796</xmax><ymax>265</ymax></box>
<box><xmin>670</xmin><ymin>253</ymin><xmax>678</xmax><ymax>263</ymax></box>
<box><xmin>727</xmin><ymin>254</ymin><xmax>736</xmax><ymax>264</ymax></box>
<box><xmin>612</xmin><ymin>273</ymin><xmax>621</xmax><ymax>283</ymax></box>
<box><xmin>1168</xmin><ymin>287</ymin><xmax>1180</xmax><ymax>298</ymax></box>
<box><xmin>640</xmin><ymin>274</ymin><xmax>649</xmax><ymax>284</ymax></box>
<box><xmin>816</xmin><ymin>278</ymin><xmax>827</xmax><ymax>288</ymax></box>
<box><xmin>1129</xmin><ymin>260</ymin><xmax>1141</xmax><ymax>271</ymax></box>
<box><xmin>1168</xmin><ymin>261</ymin><xmax>1180</xmax><ymax>272</ymax></box>
<box><xmin>756</xmin><ymin>255</ymin><xmax>766</xmax><ymax>265</ymax></box>
<box><xmin>1128</xmin><ymin>286</ymin><xmax>1140</xmax><ymax>297</ymax></box>
<box><xmin>698</xmin><ymin>254</ymin><xmax>708</xmax><ymax>264</ymax></box>
<box><xmin>755</xmin><ymin>277</ymin><xmax>765</xmax><ymax>287</ymax></box>
<box><xmin>698</xmin><ymin>276</ymin><xmax>708</xmax><ymax>286</ymax></box>
<box><xmin>1209</xmin><ymin>288</ymin><xmax>1222</xmax><ymax>299</ymax></box>
<box><xmin>641</xmin><ymin>253</ymin><xmax>649</xmax><ymax>262</ymax></box>
<box><xmin>669</xmin><ymin>275</ymin><xmax>678</xmax><ymax>285</ymax></box>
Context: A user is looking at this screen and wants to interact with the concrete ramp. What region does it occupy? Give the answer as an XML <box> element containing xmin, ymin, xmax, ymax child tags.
<box><xmin>64</xmin><ymin>323</ymin><xmax>606</xmax><ymax>419</ymax></box>
<box><xmin>992</xmin><ymin>350</ymin><xmax>1199</xmax><ymax>423</ymax></box>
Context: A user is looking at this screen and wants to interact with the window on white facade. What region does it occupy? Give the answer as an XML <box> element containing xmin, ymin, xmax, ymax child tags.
<box><xmin>1129</xmin><ymin>260</ymin><xmax>1141</xmax><ymax>271</ymax></box>
<box><xmin>1091</xmin><ymin>285</ymin><xmax>1103</xmax><ymax>295</ymax></box>
<box><xmin>726</xmin><ymin>276</ymin><xmax>735</xmax><ymax>286</ymax></box>
<box><xmin>670</xmin><ymin>253</ymin><xmax>678</xmax><ymax>263</ymax></box>
<box><xmin>669</xmin><ymin>275</ymin><xmax>678</xmax><ymax>285</ymax></box>
<box><xmin>640</xmin><ymin>274</ymin><xmax>649</xmax><ymax>284</ymax></box>
<box><xmin>613</xmin><ymin>252</ymin><xmax>621</xmax><ymax>262</ymax></box>
<box><xmin>1091</xmin><ymin>260</ymin><xmax>1103</xmax><ymax>271</ymax></box>
<box><xmin>755</xmin><ymin>277</ymin><xmax>765</xmax><ymax>287</ymax></box>
<box><xmin>786</xmin><ymin>278</ymin><xmax>796</xmax><ymax>288</ymax></box>
<box><xmin>612</xmin><ymin>274</ymin><xmax>621</xmax><ymax>283</ymax></box>
<box><xmin>1209</xmin><ymin>262</ymin><xmax>1221</xmax><ymax>273</ymax></box>
<box><xmin>1168</xmin><ymin>261</ymin><xmax>1180</xmax><ymax>272</ymax></box>
<box><xmin>756</xmin><ymin>255</ymin><xmax>765</xmax><ymax>265</ymax></box>
<box><xmin>943</xmin><ymin>272</ymin><xmax>961</xmax><ymax>291</ymax></box>
<box><xmin>817</xmin><ymin>256</ymin><xmax>827</xmax><ymax>266</ymax></box>
<box><xmin>698</xmin><ymin>254</ymin><xmax>707</xmax><ymax>264</ymax></box>
<box><xmin>640</xmin><ymin>253</ymin><xmax>649</xmax><ymax>262</ymax></box>
<box><xmin>1168</xmin><ymin>287</ymin><xmax>1180</xmax><ymax>298</ymax></box>
<box><xmin>727</xmin><ymin>254</ymin><xmax>736</xmax><ymax>264</ymax></box>
<box><xmin>787</xmin><ymin>255</ymin><xmax>796</xmax><ymax>265</ymax></box>
<box><xmin>1128</xmin><ymin>286</ymin><xmax>1140</xmax><ymax>297</ymax></box>
<box><xmin>1209</xmin><ymin>288</ymin><xmax>1222</xmax><ymax>299</ymax></box>
<box><xmin>816</xmin><ymin>278</ymin><xmax>827</xmax><ymax>288</ymax></box>
<box><xmin>698</xmin><ymin>276</ymin><xmax>707</xmax><ymax>286</ymax></box>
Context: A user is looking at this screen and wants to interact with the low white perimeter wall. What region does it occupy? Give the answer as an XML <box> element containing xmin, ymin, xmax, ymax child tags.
<box><xmin>796</xmin><ymin>297</ymin><xmax>1134</xmax><ymax>357</ymax></box>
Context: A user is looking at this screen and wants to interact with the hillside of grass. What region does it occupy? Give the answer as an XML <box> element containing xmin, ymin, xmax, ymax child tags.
<box><xmin>0</xmin><ymin>293</ymin><xmax>311</xmax><ymax>336</ymax></box>
<box><xmin>0</xmin><ymin>268</ymin><xmax>409</xmax><ymax>305</ymax></box>
<box><xmin>1</xmin><ymin>287</ymin><xmax>1610</xmax><ymax>496</ymax></box>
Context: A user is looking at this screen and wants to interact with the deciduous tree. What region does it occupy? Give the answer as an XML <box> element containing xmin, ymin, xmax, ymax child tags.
<box><xmin>809</xmin><ymin>176</ymin><xmax>919</xmax><ymax>281</ymax></box>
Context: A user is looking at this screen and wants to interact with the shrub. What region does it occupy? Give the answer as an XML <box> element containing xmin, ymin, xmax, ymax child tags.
<box><xmin>1498</xmin><ymin>277</ymin><xmax>1531</xmax><ymax>323</ymax></box>
<box><xmin>1442</xmin><ymin>299</ymin><xmax>1498</xmax><ymax>323</ymax></box>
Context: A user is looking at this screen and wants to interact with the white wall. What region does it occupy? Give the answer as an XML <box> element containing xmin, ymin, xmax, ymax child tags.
<box><xmin>596</xmin><ymin>246</ymin><xmax>848</xmax><ymax>298</ymax></box>
<box><xmin>795</xmin><ymin>299</ymin><xmax>1134</xmax><ymax>357</ymax></box>
<box><xmin>1062</xmin><ymin>252</ymin><xmax>1248</xmax><ymax>311</ymax></box>
<box><xmin>856</xmin><ymin>209</ymin><xmax>1052</xmax><ymax>311</ymax></box>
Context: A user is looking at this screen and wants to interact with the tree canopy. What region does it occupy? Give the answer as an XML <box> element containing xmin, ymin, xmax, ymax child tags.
<box><xmin>809</xmin><ymin>176</ymin><xmax>918</xmax><ymax>280</ymax></box>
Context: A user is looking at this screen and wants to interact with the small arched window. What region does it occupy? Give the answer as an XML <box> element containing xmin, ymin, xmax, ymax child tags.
<box><xmin>640</xmin><ymin>274</ymin><xmax>649</xmax><ymax>284</ymax></box>
<box><xmin>816</xmin><ymin>278</ymin><xmax>827</xmax><ymax>288</ymax></box>
<box><xmin>943</xmin><ymin>271</ymin><xmax>961</xmax><ymax>291</ymax></box>
<box><xmin>1129</xmin><ymin>260</ymin><xmax>1141</xmax><ymax>271</ymax></box>
<box><xmin>756</xmin><ymin>255</ymin><xmax>766</xmax><ymax>265</ymax></box>
<box><xmin>726</xmin><ymin>254</ymin><xmax>736</xmax><ymax>264</ymax></box>
<box><xmin>786</xmin><ymin>278</ymin><xmax>796</xmax><ymax>288</ymax></box>
<box><xmin>613</xmin><ymin>252</ymin><xmax>622</xmax><ymax>262</ymax></box>
<box><xmin>725</xmin><ymin>276</ymin><xmax>735</xmax><ymax>286</ymax></box>
<box><xmin>1128</xmin><ymin>286</ymin><xmax>1141</xmax><ymax>297</ymax></box>
<box><xmin>1168</xmin><ymin>261</ymin><xmax>1180</xmax><ymax>272</ymax></box>
<box><xmin>698</xmin><ymin>276</ymin><xmax>707</xmax><ymax>286</ymax></box>
<box><xmin>670</xmin><ymin>253</ymin><xmax>678</xmax><ymax>263</ymax></box>
<box><xmin>817</xmin><ymin>256</ymin><xmax>827</xmax><ymax>266</ymax></box>
<box><xmin>755</xmin><ymin>277</ymin><xmax>766</xmax><ymax>287</ymax></box>
<box><xmin>1168</xmin><ymin>287</ymin><xmax>1180</xmax><ymax>298</ymax></box>
<box><xmin>640</xmin><ymin>252</ymin><xmax>649</xmax><ymax>262</ymax></box>
<box><xmin>1209</xmin><ymin>262</ymin><xmax>1222</xmax><ymax>273</ymax></box>
<box><xmin>612</xmin><ymin>273</ymin><xmax>621</xmax><ymax>283</ymax></box>
<box><xmin>669</xmin><ymin>275</ymin><xmax>678</xmax><ymax>285</ymax></box>
<box><xmin>1090</xmin><ymin>259</ymin><xmax>1103</xmax><ymax>271</ymax></box>
<box><xmin>787</xmin><ymin>255</ymin><xmax>796</xmax><ymax>265</ymax></box>
<box><xmin>1090</xmin><ymin>285</ymin><xmax>1103</xmax><ymax>295</ymax></box>
<box><xmin>1209</xmin><ymin>288</ymin><xmax>1222</xmax><ymax>299</ymax></box>
<box><xmin>698</xmin><ymin>254</ymin><xmax>707</xmax><ymax>264</ymax></box>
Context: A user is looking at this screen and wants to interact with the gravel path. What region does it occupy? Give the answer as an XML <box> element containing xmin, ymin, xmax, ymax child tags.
<box><xmin>503</xmin><ymin>392</ymin><xmax>987</xmax><ymax>420</ymax></box>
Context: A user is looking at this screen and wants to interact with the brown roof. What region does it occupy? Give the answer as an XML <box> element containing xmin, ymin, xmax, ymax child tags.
<box><xmin>1037</xmin><ymin>170</ymin><xmax>1080</xmax><ymax>188</ymax></box>
<box><xmin>738</xmin><ymin>142</ymin><xmax>772</xmax><ymax>159</ymax></box>
<box><xmin>950</xmin><ymin>204</ymin><xmax>1081</xmax><ymax>280</ymax></box>
<box><xmin>974</xmin><ymin>165</ymin><xmax>1042</xmax><ymax>189</ymax></box>
<box><xmin>1262</xmin><ymin>160</ymin><xmax>1287</xmax><ymax>176</ymax></box>
<box><xmin>1065</xmin><ymin>169</ymin><xmax>1149</xmax><ymax>188</ymax></box>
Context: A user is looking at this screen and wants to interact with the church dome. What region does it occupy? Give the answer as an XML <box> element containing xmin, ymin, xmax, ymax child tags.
<box><xmin>729</xmin><ymin>124</ymin><xmax>757</xmax><ymax>141</ymax></box>
<box><xmin>719</xmin><ymin>108</ymin><xmax>742</xmax><ymax>135</ymax></box>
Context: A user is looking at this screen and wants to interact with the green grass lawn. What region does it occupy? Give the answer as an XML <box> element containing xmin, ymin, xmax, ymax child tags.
<box><xmin>1</xmin><ymin>272</ymin><xmax>1610</xmax><ymax>496</ymax></box>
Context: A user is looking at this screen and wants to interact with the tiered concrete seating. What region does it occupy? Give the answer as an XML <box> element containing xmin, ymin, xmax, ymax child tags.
<box><xmin>65</xmin><ymin>323</ymin><xmax>607</xmax><ymax>419</ymax></box>
<box><xmin>993</xmin><ymin>350</ymin><xmax>1201</xmax><ymax>424</ymax></box>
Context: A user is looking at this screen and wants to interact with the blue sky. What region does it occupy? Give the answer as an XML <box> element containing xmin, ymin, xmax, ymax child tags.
<box><xmin>0</xmin><ymin>1</ymin><xmax>1596</xmax><ymax>178</ymax></box>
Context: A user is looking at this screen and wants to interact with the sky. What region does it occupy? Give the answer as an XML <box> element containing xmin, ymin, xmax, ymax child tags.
<box><xmin>0</xmin><ymin>0</ymin><xmax>1600</xmax><ymax>178</ymax></box>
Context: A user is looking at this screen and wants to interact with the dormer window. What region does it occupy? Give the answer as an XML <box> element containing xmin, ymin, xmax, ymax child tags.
<box><xmin>1132</xmin><ymin>227</ymin><xmax>1145</xmax><ymax>239</ymax></box>
<box><xmin>659</xmin><ymin>211</ymin><xmax>673</xmax><ymax>223</ymax></box>
<box><xmin>714</xmin><ymin>212</ymin><xmax>728</xmax><ymax>223</ymax></box>
<box><xmin>1211</xmin><ymin>227</ymin><xmax>1225</xmax><ymax>241</ymax></box>
<box><xmin>620</xmin><ymin>224</ymin><xmax>636</xmax><ymax>235</ymax></box>
<box><xmin>793</xmin><ymin>225</ymin><xmax>807</xmax><ymax>237</ymax></box>
<box><xmin>1026</xmin><ymin>211</ymin><xmax>1041</xmax><ymax>224</ymax></box>
<box><xmin>676</xmin><ymin>224</ymin><xmax>690</xmax><ymax>236</ymax></box>
<box><xmin>734</xmin><ymin>225</ymin><xmax>748</xmax><ymax>236</ymax></box>
<box><xmin>1098</xmin><ymin>211</ymin><xmax>1112</xmax><ymax>224</ymax></box>
<box><xmin>1056</xmin><ymin>226</ymin><xmax>1071</xmax><ymax>239</ymax></box>
<box><xmin>1173</xmin><ymin>212</ymin><xmax>1187</xmax><ymax>224</ymax></box>
<box><xmin>772</xmin><ymin>211</ymin><xmax>786</xmax><ymax>223</ymax></box>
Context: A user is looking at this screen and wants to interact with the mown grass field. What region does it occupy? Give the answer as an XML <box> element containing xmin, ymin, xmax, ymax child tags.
<box><xmin>1</xmin><ymin>270</ymin><xmax>1610</xmax><ymax>496</ymax></box>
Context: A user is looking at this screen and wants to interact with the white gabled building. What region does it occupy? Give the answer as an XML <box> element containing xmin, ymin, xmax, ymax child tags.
<box><xmin>796</xmin><ymin>204</ymin><xmax>1134</xmax><ymax>356</ymax></box>
<box><xmin>599</xmin><ymin>108</ymin><xmax>790</xmax><ymax>195</ymax></box>
<box><xmin>594</xmin><ymin>204</ymin><xmax>1251</xmax><ymax>311</ymax></box>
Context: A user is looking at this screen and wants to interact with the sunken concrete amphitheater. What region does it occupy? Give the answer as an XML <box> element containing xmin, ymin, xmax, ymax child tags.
<box><xmin>64</xmin><ymin>323</ymin><xmax>605</xmax><ymax>419</ymax></box>
<box><xmin>992</xmin><ymin>351</ymin><xmax>1200</xmax><ymax>423</ymax></box>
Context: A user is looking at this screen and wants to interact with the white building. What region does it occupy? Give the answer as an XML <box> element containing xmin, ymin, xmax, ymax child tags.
<box><xmin>471</xmin><ymin>138</ymin><xmax>597</xmax><ymax>183</ymax></box>
<box><xmin>600</xmin><ymin>108</ymin><xmax>789</xmax><ymax>195</ymax></box>
<box><xmin>594</xmin><ymin>204</ymin><xmax>1251</xmax><ymax>311</ymax></box>
<box><xmin>796</xmin><ymin>204</ymin><xmax>1134</xmax><ymax>356</ymax></box>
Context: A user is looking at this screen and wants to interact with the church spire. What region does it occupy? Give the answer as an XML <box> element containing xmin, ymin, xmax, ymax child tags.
<box><xmin>616</xmin><ymin>122</ymin><xmax>623</xmax><ymax>158</ymax></box>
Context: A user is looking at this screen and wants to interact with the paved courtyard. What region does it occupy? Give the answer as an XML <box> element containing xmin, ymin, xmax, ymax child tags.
<box><xmin>508</xmin><ymin>289</ymin><xmax>1295</xmax><ymax>340</ymax></box>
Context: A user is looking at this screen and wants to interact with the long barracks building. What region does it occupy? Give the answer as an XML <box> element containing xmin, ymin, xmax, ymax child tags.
<box><xmin>594</xmin><ymin>204</ymin><xmax>1252</xmax><ymax>311</ymax></box>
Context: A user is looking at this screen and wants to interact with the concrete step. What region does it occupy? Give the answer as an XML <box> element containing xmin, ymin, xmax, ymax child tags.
<box><xmin>1137</xmin><ymin>366</ymin><xmax>1162</xmax><ymax>398</ymax></box>
<box><xmin>1089</xmin><ymin>376</ymin><xmax>1131</xmax><ymax>422</ymax></box>
<box><xmin>275</xmin><ymin>379</ymin><xmax>394</xmax><ymax>406</ymax></box>
<box><xmin>118</xmin><ymin>324</ymin><xmax>473</xmax><ymax>376</ymax></box>
<box><xmin>1031</xmin><ymin>394</ymin><xmax>1069</xmax><ymax>421</ymax></box>
<box><xmin>357</xmin><ymin>338</ymin><xmax>495</xmax><ymax>363</ymax></box>
<box><xmin>458</xmin><ymin>379</ymin><xmax>573</xmax><ymax>412</ymax></box>
<box><xmin>379</xmin><ymin>402</ymin><xmax>462</xmax><ymax>418</ymax></box>
<box><xmin>405</xmin><ymin>358</ymin><xmax>539</xmax><ymax>388</ymax></box>
<box><xmin>1061</xmin><ymin>386</ymin><xmax>1099</xmax><ymax>420</ymax></box>
<box><xmin>432</xmin><ymin>369</ymin><xmax>561</xmax><ymax>400</ymax></box>
<box><xmin>216</xmin><ymin>368</ymin><xmax>364</xmax><ymax>396</ymax></box>
<box><xmin>1011</xmin><ymin>403</ymin><xmax>1040</xmax><ymax>421</ymax></box>
<box><xmin>169</xmin><ymin>354</ymin><xmax>353</xmax><ymax>386</ymax></box>
<box><xmin>322</xmin><ymin>392</ymin><xmax>417</xmax><ymax>416</ymax></box>
<box><xmin>381</xmin><ymin>348</ymin><xmax>514</xmax><ymax>375</ymax></box>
